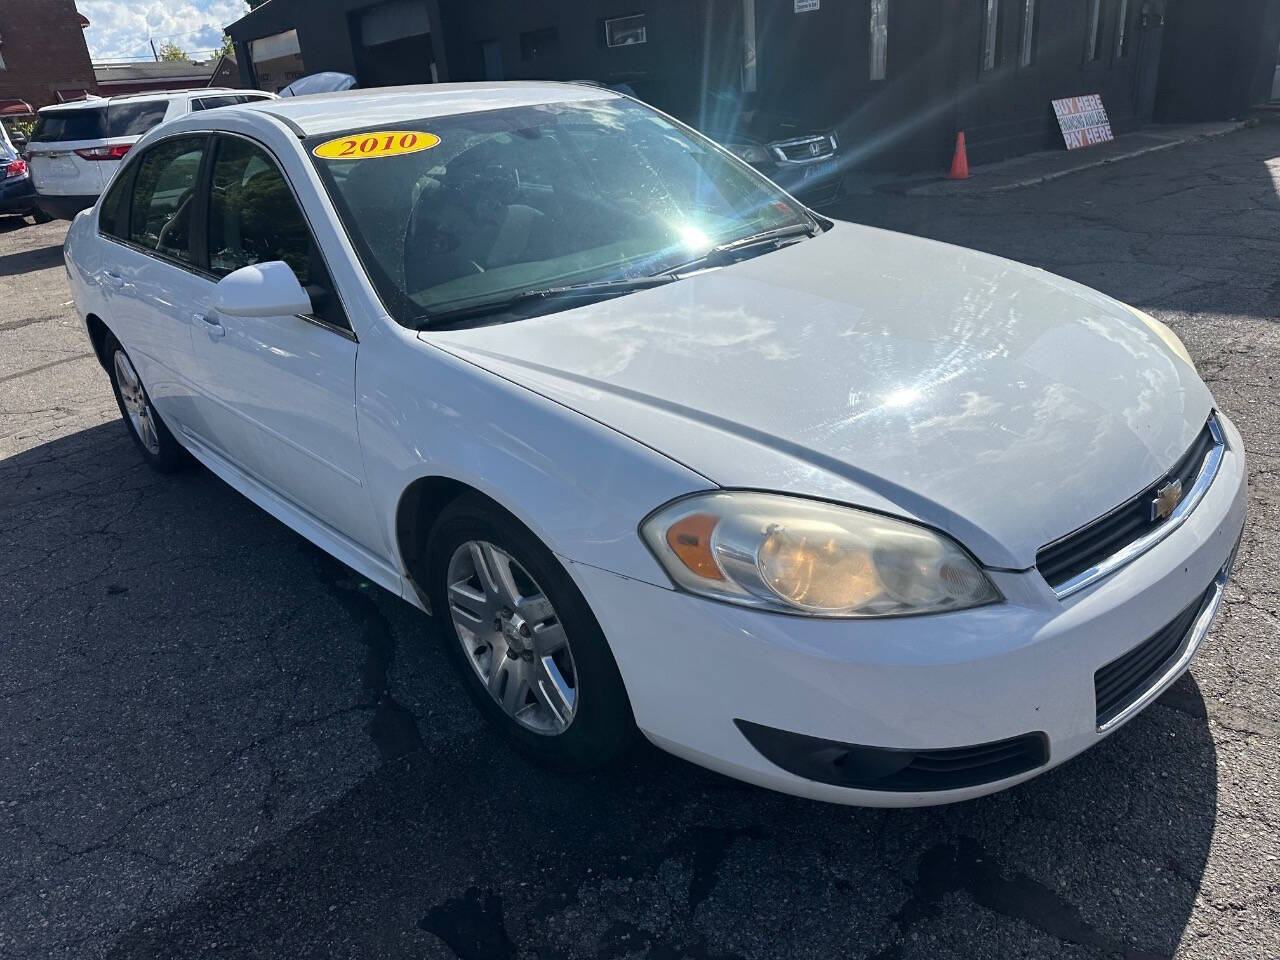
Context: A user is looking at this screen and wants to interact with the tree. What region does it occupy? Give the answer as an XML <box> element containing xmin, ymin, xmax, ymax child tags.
<box><xmin>156</xmin><ymin>41</ymin><xmax>189</xmax><ymax>62</ymax></box>
<box><xmin>212</xmin><ymin>34</ymin><xmax>235</xmax><ymax>60</ymax></box>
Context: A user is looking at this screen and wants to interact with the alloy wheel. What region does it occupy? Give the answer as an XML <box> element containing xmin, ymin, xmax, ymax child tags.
<box><xmin>446</xmin><ymin>540</ymin><xmax>579</xmax><ymax>735</ymax></box>
<box><xmin>113</xmin><ymin>349</ymin><xmax>160</xmax><ymax>455</ymax></box>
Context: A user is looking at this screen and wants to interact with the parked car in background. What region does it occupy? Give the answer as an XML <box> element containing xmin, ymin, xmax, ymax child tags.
<box><xmin>0</xmin><ymin>122</ymin><xmax>45</xmax><ymax>223</ymax></box>
<box><xmin>27</xmin><ymin>89</ymin><xmax>278</xmax><ymax>220</ymax></box>
<box><xmin>63</xmin><ymin>83</ymin><xmax>1245</xmax><ymax>808</ymax></box>
<box><xmin>697</xmin><ymin>90</ymin><xmax>843</xmax><ymax>206</ymax></box>
<box><xmin>2</xmin><ymin>114</ymin><xmax>31</xmax><ymax>153</ymax></box>
<box><xmin>279</xmin><ymin>72</ymin><xmax>357</xmax><ymax>97</ymax></box>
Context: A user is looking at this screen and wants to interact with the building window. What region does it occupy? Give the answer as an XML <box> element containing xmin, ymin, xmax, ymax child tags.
<box><xmin>520</xmin><ymin>27</ymin><xmax>559</xmax><ymax>60</ymax></box>
<box><xmin>1115</xmin><ymin>0</ymin><xmax>1131</xmax><ymax>58</ymax></box>
<box><xmin>480</xmin><ymin>39</ymin><xmax>503</xmax><ymax>79</ymax></box>
<box><xmin>981</xmin><ymin>0</ymin><xmax>1000</xmax><ymax>72</ymax></box>
<box><xmin>1019</xmin><ymin>0</ymin><xmax>1037</xmax><ymax>66</ymax></box>
<box><xmin>604</xmin><ymin>14</ymin><xmax>647</xmax><ymax>47</ymax></box>
<box><xmin>869</xmin><ymin>0</ymin><xmax>888</xmax><ymax>81</ymax></box>
<box><xmin>1085</xmin><ymin>0</ymin><xmax>1104</xmax><ymax>61</ymax></box>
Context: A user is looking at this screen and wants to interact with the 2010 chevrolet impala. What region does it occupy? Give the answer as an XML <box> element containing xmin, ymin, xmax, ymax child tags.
<box><xmin>62</xmin><ymin>83</ymin><xmax>1247</xmax><ymax>806</ymax></box>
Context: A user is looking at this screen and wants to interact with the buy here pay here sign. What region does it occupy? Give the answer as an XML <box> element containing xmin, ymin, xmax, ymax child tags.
<box><xmin>1052</xmin><ymin>94</ymin><xmax>1114</xmax><ymax>150</ymax></box>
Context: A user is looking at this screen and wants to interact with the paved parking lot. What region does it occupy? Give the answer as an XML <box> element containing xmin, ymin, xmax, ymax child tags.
<box><xmin>2</xmin><ymin>121</ymin><xmax>1278</xmax><ymax>960</ymax></box>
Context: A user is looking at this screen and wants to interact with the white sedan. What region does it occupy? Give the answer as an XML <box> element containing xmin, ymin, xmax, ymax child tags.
<box><xmin>63</xmin><ymin>83</ymin><xmax>1247</xmax><ymax>807</ymax></box>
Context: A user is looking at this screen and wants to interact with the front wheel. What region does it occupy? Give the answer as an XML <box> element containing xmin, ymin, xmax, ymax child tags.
<box><xmin>428</xmin><ymin>495</ymin><xmax>635</xmax><ymax>771</ymax></box>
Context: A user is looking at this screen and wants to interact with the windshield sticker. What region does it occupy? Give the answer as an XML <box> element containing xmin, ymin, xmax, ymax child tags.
<box><xmin>313</xmin><ymin>131</ymin><xmax>440</xmax><ymax>160</ymax></box>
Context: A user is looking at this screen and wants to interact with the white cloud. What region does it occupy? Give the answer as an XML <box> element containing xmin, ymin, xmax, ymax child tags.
<box><xmin>80</xmin><ymin>0</ymin><xmax>249</xmax><ymax>62</ymax></box>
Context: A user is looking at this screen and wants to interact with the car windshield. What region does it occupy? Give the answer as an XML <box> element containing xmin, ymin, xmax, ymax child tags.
<box><xmin>307</xmin><ymin>97</ymin><xmax>813</xmax><ymax>326</ymax></box>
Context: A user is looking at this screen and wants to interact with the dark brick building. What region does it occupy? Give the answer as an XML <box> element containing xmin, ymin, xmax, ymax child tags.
<box><xmin>0</xmin><ymin>0</ymin><xmax>97</xmax><ymax>110</ymax></box>
<box><xmin>93</xmin><ymin>57</ymin><xmax>241</xmax><ymax>97</ymax></box>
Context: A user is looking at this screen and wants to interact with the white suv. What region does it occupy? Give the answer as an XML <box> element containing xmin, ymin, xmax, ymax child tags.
<box><xmin>27</xmin><ymin>89</ymin><xmax>277</xmax><ymax>220</ymax></box>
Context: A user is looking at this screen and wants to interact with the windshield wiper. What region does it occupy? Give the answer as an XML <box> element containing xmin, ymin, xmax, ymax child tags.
<box><xmin>666</xmin><ymin>222</ymin><xmax>819</xmax><ymax>275</ymax></box>
<box><xmin>417</xmin><ymin>275</ymin><xmax>681</xmax><ymax>329</ymax></box>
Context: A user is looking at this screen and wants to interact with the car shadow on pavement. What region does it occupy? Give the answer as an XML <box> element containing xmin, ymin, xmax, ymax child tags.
<box><xmin>0</xmin><ymin>240</ymin><xmax>64</xmax><ymax>277</ymax></box>
<box><xmin>0</xmin><ymin>422</ymin><xmax>1219</xmax><ymax>960</ymax></box>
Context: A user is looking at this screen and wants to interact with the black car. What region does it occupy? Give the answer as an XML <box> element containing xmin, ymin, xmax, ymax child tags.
<box><xmin>0</xmin><ymin>132</ymin><xmax>42</xmax><ymax>223</ymax></box>
<box><xmin>696</xmin><ymin>93</ymin><xmax>843</xmax><ymax>206</ymax></box>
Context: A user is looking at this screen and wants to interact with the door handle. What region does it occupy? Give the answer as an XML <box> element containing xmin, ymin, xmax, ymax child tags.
<box><xmin>196</xmin><ymin>313</ymin><xmax>225</xmax><ymax>338</ymax></box>
<box><xmin>103</xmin><ymin>271</ymin><xmax>125</xmax><ymax>289</ymax></box>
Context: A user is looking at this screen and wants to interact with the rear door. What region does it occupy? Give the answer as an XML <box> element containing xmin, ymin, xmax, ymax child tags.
<box><xmin>95</xmin><ymin>134</ymin><xmax>210</xmax><ymax>430</ymax></box>
<box><xmin>188</xmin><ymin>133</ymin><xmax>382</xmax><ymax>554</ymax></box>
<box><xmin>27</xmin><ymin>105</ymin><xmax>110</xmax><ymax>197</ymax></box>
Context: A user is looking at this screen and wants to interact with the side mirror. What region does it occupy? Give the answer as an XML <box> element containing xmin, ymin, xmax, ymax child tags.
<box><xmin>213</xmin><ymin>261</ymin><xmax>313</xmax><ymax>318</ymax></box>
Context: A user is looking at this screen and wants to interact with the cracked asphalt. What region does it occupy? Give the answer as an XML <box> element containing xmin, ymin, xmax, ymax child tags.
<box><xmin>1</xmin><ymin>119</ymin><xmax>1278</xmax><ymax>960</ymax></box>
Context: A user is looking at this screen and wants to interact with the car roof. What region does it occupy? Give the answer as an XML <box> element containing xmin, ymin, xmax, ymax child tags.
<box><xmin>243</xmin><ymin>81</ymin><xmax>620</xmax><ymax>137</ymax></box>
<box><xmin>37</xmin><ymin>88</ymin><xmax>245</xmax><ymax>114</ymax></box>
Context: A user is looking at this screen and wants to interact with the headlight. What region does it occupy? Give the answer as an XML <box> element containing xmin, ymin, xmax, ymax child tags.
<box><xmin>640</xmin><ymin>492</ymin><xmax>1001</xmax><ymax>618</ymax></box>
<box><xmin>1128</xmin><ymin>305</ymin><xmax>1194</xmax><ymax>368</ymax></box>
<box><xmin>724</xmin><ymin>142</ymin><xmax>771</xmax><ymax>164</ymax></box>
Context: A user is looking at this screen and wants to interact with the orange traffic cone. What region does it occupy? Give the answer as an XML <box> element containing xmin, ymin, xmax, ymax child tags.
<box><xmin>948</xmin><ymin>131</ymin><xmax>970</xmax><ymax>180</ymax></box>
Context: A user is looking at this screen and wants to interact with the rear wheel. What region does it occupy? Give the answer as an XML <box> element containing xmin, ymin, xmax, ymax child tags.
<box><xmin>428</xmin><ymin>495</ymin><xmax>635</xmax><ymax>770</ymax></box>
<box><xmin>105</xmin><ymin>334</ymin><xmax>187</xmax><ymax>473</ymax></box>
<box><xmin>31</xmin><ymin>207</ymin><xmax>54</xmax><ymax>224</ymax></box>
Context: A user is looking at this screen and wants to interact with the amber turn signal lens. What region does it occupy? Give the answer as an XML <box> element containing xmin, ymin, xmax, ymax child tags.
<box><xmin>665</xmin><ymin>513</ymin><xmax>726</xmax><ymax>581</ymax></box>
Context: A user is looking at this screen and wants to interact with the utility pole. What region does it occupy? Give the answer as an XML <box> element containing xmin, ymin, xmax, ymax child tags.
<box><xmin>150</xmin><ymin>39</ymin><xmax>159</xmax><ymax>61</ymax></box>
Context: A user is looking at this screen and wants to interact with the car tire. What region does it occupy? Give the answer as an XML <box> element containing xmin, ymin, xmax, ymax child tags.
<box><xmin>31</xmin><ymin>207</ymin><xmax>54</xmax><ymax>224</ymax></box>
<box><xmin>105</xmin><ymin>333</ymin><xmax>188</xmax><ymax>473</ymax></box>
<box><xmin>427</xmin><ymin>494</ymin><xmax>636</xmax><ymax>771</ymax></box>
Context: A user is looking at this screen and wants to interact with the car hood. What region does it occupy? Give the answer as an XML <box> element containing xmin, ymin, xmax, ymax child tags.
<box><xmin>419</xmin><ymin>223</ymin><xmax>1213</xmax><ymax>569</ymax></box>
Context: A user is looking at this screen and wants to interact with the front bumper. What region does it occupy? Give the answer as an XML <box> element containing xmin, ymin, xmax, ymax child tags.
<box><xmin>0</xmin><ymin>175</ymin><xmax>36</xmax><ymax>214</ymax></box>
<box><xmin>569</xmin><ymin>414</ymin><xmax>1247</xmax><ymax>807</ymax></box>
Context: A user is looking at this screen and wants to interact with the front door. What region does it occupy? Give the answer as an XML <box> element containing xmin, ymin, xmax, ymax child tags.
<box><xmin>188</xmin><ymin>134</ymin><xmax>384</xmax><ymax>558</ymax></box>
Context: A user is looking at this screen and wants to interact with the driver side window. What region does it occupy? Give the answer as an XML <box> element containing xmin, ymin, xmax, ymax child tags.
<box><xmin>128</xmin><ymin>136</ymin><xmax>206</xmax><ymax>264</ymax></box>
<box><xmin>207</xmin><ymin>135</ymin><xmax>350</xmax><ymax>332</ymax></box>
<box><xmin>207</xmin><ymin>137</ymin><xmax>311</xmax><ymax>283</ymax></box>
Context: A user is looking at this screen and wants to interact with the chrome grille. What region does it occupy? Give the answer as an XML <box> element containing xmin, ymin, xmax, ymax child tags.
<box><xmin>772</xmin><ymin>135</ymin><xmax>836</xmax><ymax>163</ymax></box>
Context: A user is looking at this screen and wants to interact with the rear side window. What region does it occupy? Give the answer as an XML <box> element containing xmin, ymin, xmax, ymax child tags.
<box><xmin>107</xmin><ymin>101</ymin><xmax>170</xmax><ymax>137</ymax></box>
<box><xmin>128</xmin><ymin>136</ymin><xmax>206</xmax><ymax>264</ymax></box>
<box><xmin>191</xmin><ymin>96</ymin><xmax>237</xmax><ymax>112</ymax></box>
<box><xmin>193</xmin><ymin>94</ymin><xmax>274</xmax><ymax>112</ymax></box>
<box><xmin>31</xmin><ymin>108</ymin><xmax>107</xmax><ymax>142</ymax></box>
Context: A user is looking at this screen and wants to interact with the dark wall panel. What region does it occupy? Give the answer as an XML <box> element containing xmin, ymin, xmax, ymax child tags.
<box><xmin>224</xmin><ymin>0</ymin><xmax>1280</xmax><ymax>171</ymax></box>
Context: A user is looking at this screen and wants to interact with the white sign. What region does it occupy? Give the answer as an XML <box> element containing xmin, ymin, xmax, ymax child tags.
<box><xmin>1052</xmin><ymin>94</ymin><xmax>1115</xmax><ymax>151</ymax></box>
<box><xmin>795</xmin><ymin>0</ymin><xmax>820</xmax><ymax>12</ymax></box>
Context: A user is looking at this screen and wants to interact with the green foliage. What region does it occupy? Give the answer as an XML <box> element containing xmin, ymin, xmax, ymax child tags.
<box><xmin>156</xmin><ymin>41</ymin><xmax>189</xmax><ymax>62</ymax></box>
<box><xmin>212</xmin><ymin>34</ymin><xmax>235</xmax><ymax>60</ymax></box>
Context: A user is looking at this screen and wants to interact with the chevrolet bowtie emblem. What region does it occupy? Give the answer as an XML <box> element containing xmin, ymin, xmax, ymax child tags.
<box><xmin>1151</xmin><ymin>479</ymin><xmax>1184</xmax><ymax>521</ymax></box>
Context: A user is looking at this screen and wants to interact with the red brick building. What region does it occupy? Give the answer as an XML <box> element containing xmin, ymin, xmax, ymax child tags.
<box><xmin>0</xmin><ymin>0</ymin><xmax>97</xmax><ymax>111</ymax></box>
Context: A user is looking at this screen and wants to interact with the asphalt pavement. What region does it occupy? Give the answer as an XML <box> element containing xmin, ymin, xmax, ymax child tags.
<box><xmin>1</xmin><ymin>120</ymin><xmax>1278</xmax><ymax>960</ymax></box>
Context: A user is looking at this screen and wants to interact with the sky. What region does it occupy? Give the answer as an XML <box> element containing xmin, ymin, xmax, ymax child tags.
<box><xmin>79</xmin><ymin>0</ymin><xmax>250</xmax><ymax>63</ymax></box>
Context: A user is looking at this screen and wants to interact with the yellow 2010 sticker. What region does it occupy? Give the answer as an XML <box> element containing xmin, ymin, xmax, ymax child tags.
<box><xmin>313</xmin><ymin>130</ymin><xmax>441</xmax><ymax>160</ymax></box>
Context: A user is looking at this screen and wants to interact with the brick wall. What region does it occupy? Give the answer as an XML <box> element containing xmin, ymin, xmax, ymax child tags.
<box><xmin>0</xmin><ymin>0</ymin><xmax>97</xmax><ymax>109</ymax></box>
